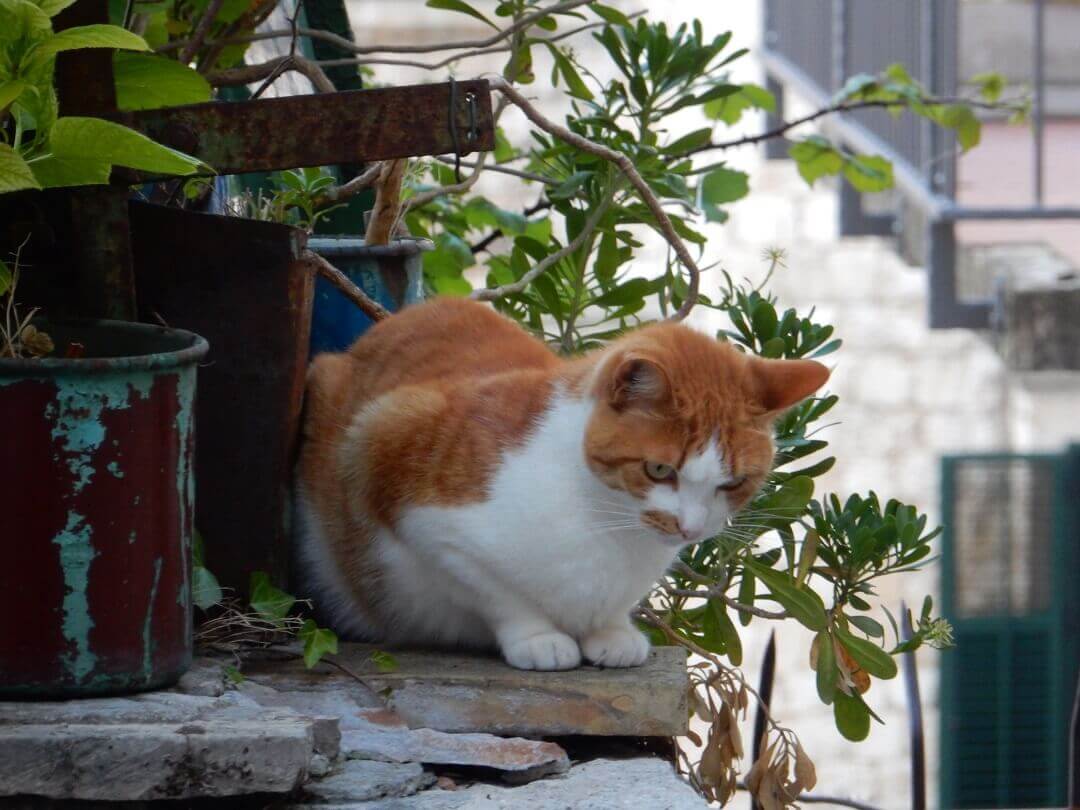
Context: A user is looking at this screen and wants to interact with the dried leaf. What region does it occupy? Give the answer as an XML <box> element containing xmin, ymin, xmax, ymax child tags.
<box><xmin>20</xmin><ymin>324</ymin><xmax>54</xmax><ymax>357</ymax></box>
<box><xmin>795</xmin><ymin>742</ymin><xmax>817</xmax><ymax>791</ymax></box>
<box><xmin>685</xmin><ymin>728</ymin><xmax>703</xmax><ymax>747</ymax></box>
<box><xmin>699</xmin><ymin>733</ymin><xmax>727</xmax><ymax>787</ymax></box>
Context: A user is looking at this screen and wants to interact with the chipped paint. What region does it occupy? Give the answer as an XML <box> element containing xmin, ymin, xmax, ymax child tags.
<box><xmin>174</xmin><ymin>369</ymin><xmax>196</xmax><ymax>613</ymax></box>
<box><xmin>142</xmin><ymin>557</ymin><xmax>162</xmax><ymax>684</ymax></box>
<box><xmin>107</xmin><ymin>461</ymin><xmax>124</xmax><ymax>478</ymax></box>
<box><xmin>48</xmin><ymin>373</ymin><xmax>155</xmax><ymax>493</ymax></box>
<box><xmin>52</xmin><ymin>512</ymin><xmax>98</xmax><ymax>683</ymax></box>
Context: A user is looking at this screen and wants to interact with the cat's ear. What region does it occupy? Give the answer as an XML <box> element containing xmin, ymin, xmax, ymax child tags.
<box><xmin>749</xmin><ymin>357</ymin><xmax>830</xmax><ymax>415</ymax></box>
<box><xmin>605</xmin><ymin>354</ymin><xmax>671</xmax><ymax>412</ymax></box>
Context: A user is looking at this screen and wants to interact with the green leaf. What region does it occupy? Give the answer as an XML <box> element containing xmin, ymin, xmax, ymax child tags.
<box><xmin>970</xmin><ymin>71</ymin><xmax>1004</xmax><ymax>103</ymax></box>
<box><xmin>700</xmin><ymin>166</ymin><xmax>749</xmax><ymax>205</ymax></box>
<box><xmin>370</xmin><ymin>650</ymin><xmax>399</xmax><ymax>672</ymax></box>
<box><xmin>0</xmin><ymin>260</ymin><xmax>11</xmax><ymax>296</ymax></box>
<box><xmin>299</xmin><ymin>619</ymin><xmax>339</xmax><ymax>668</ymax></box>
<box><xmin>665</xmin><ymin>127</ymin><xmax>712</xmax><ymax>155</ymax></box>
<box><xmin>425</xmin><ymin>0</ymin><xmax>496</xmax><ymax>29</ymax></box>
<box><xmin>938</xmin><ymin>104</ymin><xmax>981</xmax><ymax>152</ymax></box>
<box><xmin>544</xmin><ymin>43</ymin><xmax>593</xmax><ymax>100</ymax></box>
<box><xmin>703</xmin><ymin>82</ymin><xmax>775</xmax><ymax>125</ymax></box>
<box><xmin>591</xmin><ymin>3</ymin><xmax>631</xmax><ymax>27</ymax></box>
<box><xmin>744</xmin><ymin>558</ymin><xmax>828</xmax><ymax>631</ymax></box>
<box><xmin>815</xmin><ymin>630</ymin><xmax>837</xmax><ymax>704</ymax></box>
<box><xmin>113</xmin><ymin>52</ymin><xmax>211</xmax><ymax>110</ymax></box>
<box><xmin>712</xmin><ymin>600</ymin><xmax>742</xmax><ymax>665</ymax></box>
<box><xmin>835</xmin><ymin>625</ymin><xmax>898</xmax><ymax>679</ymax></box>
<box><xmin>26</xmin><ymin>24</ymin><xmax>149</xmax><ymax>66</ymax></box>
<box><xmin>842</xmin><ymin>154</ymin><xmax>894</xmax><ymax>192</ymax></box>
<box><xmin>192</xmin><ymin>565</ymin><xmax>223</xmax><ymax>611</ymax></box>
<box><xmin>737</xmin><ymin>571</ymin><xmax>754</xmax><ymax>626</ymax></box>
<box><xmin>49</xmin><ymin>116</ymin><xmax>204</xmax><ymax>176</ymax></box>
<box><xmin>833</xmin><ymin>690</ymin><xmax>871</xmax><ymax>741</ymax></box>
<box><xmin>0</xmin><ymin>80</ymin><xmax>29</xmax><ymax>112</ymax></box>
<box><xmin>0</xmin><ymin>143</ymin><xmax>41</xmax><ymax>193</ymax></box>
<box><xmin>751</xmin><ymin>299</ymin><xmax>778</xmax><ymax>342</ymax></box>
<box><xmin>549</xmin><ymin>170</ymin><xmax>592</xmax><ymax>200</ymax></box>
<box><xmin>223</xmin><ymin>665</ymin><xmax>244</xmax><ymax>685</ymax></box>
<box><xmin>493</xmin><ymin>127</ymin><xmax>515</xmax><ymax>163</ymax></box>
<box><xmin>27</xmin><ymin>154</ymin><xmax>111</xmax><ymax>188</ymax></box>
<box><xmin>32</xmin><ymin>0</ymin><xmax>75</xmax><ymax>13</ymax></box>
<box><xmin>248</xmin><ymin>571</ymin><xmax>295</xmax><ymax>620</ymax></box>
<box><xmin>432</xmin><ymin>275</ymin><xmax>472</xmax><ymax>296</ymax></box>
<box><xmin>849</xmin><ymin>615</ymin><xmax>885</xmax><ymax>638</ymax></box>
<box><xmin>788</xmin><ymin>137</ymin><xmax>843</xmax><ymax>186</ymax></box>
<box><xmin>0</xmin><ymin>0</ymin><xmax>52</xmax><ymax>42</ymax></box>
<box><xmin>592</xmin><ymin>277</ymin><xmax>650</xmax><ymax>308</ymax></box>
<box><xmin>833</xmin><ymin>72</ymin><xmax>878</xmax><ymax>103</ymax></box>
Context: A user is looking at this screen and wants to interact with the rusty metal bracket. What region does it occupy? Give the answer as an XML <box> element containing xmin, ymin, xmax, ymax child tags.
<box><xmin>110</xmin><ymin>79</ymin><xmax>495</xmax><ymax>179</ymax></box>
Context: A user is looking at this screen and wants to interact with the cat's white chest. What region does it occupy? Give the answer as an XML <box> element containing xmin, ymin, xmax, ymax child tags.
<box><xmin>387</xmin><ymin>391</ymin><xmax>675</xmax><ymax>640</ymax></box>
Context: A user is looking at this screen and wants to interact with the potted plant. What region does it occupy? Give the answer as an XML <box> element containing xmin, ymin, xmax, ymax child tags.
<box><xmin>0</xmin><ymin>4</ymin><xmax>209</xmax><ymax>696</ymax></box>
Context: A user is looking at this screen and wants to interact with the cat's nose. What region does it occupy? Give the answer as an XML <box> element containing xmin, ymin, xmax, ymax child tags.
<box><xmin>679</xmin><ymin>525</ymin><xmax>704</xmax><ymax>543</ymax></box>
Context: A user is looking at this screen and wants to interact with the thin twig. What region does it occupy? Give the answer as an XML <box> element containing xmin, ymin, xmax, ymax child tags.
<box><xmin>664</xmin><ymin>585</ymin><xmax>788</xmax><ymax>620</ymax></box>
<box><xmin>179</xmin><ymin>0</ymin><xmax>224</xmax><ymax>64</ymax></box>
<box><xmin>489</xmin><ymin>76</ymin><xmax>701</xmax><ymax>320</ymax></box>
<box><xmin>470</xmin><ymin>192</ymin><xmax>613</xmax><ymax>302</ymax></box>
<box><xmin>305</xmin><ymin>250</ymin><xmax>392</xmax><ymax>322</ymax></box>
<box><xmin>435</xmin><ymin>156</ymin><xmax>557</xmax><ymax>186</ymax></box>
<box><xmin>162</xmin><ymin>0</ymin><xmax>595</xmax><ymax>57</ymax></box>
<box><xmin>207</xmin><ymin>53</ymin><xmax>336</xmax><ymax>93</ymax></box>
<box><xmin>689</xmin><ymin>96</ymin><xmax>1026</xmax><ymax>156</ymax></box>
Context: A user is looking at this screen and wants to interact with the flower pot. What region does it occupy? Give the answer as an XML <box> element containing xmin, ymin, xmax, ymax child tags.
<box><xmin>0</xmin><ymin>319</ymin><xmax>209</xmax><ymax>697</ymax></box>
<box><xmin>308</xmin><ymin>236</ymin><xmax>430</xmax><ymax>355</ymax></box>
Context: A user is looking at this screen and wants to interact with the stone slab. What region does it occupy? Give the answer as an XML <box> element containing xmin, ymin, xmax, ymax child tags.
<box><xmin>243</xmin><ymin>644</ymin><xmax>688</xmax><ymax>737</ymax></box>
<box><xmin>295</xmin><ymin>758</ymin><xmax>706</xmax><ymax>809</ymax></box>
<box><xmin>236</xmin><ymin>681</ymin><xmax>568</xmax><ymax>781</ymax></box>
<box><xmin>302</xmin><ymin>760</ymin><xmax>435</xmax><ymax>804</ymax></box>
<box><xmin>0</xmin><ymin>720</ymin><xmax>313</xmax><ymax>800</ymax></box>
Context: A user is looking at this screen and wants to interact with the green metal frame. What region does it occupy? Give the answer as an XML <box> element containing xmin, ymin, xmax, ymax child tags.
<box><xmin>940</xmin><ymin>450</ymin><xmax>1079</xmax><ymax>808</ymax></box>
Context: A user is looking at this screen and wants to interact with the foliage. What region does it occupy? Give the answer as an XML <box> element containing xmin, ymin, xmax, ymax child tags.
<box><xmin>0</xmin><ymin>0</ymin><xmax>205</xmax><ymax>193</ymax></box>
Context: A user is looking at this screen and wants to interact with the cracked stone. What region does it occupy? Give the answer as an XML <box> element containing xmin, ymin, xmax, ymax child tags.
<box><xmin>302</xmin><ymin>760</ymin><xmax>435</xmax><ymax>804</ymax></box>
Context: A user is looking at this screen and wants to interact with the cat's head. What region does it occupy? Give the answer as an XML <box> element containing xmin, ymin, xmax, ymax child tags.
<box><xmin>583</xmin><ymin>323</ymin><xmax>829</xmax><ymax>547</ymax></box>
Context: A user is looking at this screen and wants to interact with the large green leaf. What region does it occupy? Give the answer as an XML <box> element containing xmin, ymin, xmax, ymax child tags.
<box><xmin>833</xmin><ymin>690</ymin><xmax>871</xmax><ymax>741</ymax></box>
<box><xmin>703</xmin><ymin>82</ymin><xmax>775</xmax><ymax>125</ymax></box>
<box><xmin>842</xmin><ymin>154</ymin><xmax>894</xmax><ymax>193</ymax></box>
<box><xmin>31</xmin><ymin>0</ymin><xmax>75</xmax><ymax>15</ymax></box>
<box><xmin>26</xmin><ymin>24</ymin><xmax>149</xmax><ymax>67</ymax></box>
<box><xmin>0</xmin><ymin>143</ymin><xmax>41</xmax><ymax>193</ymax></box>
<box><xmin>835</xmin><ymin>625</ymin><xmax>898</xmax><ymax>679</ymax></box>
<box><xmin>0</xmin><ymin>80</ymin><xmax>29</xmax><ymax>112</ymax></box>
<box><xmin>701</xmin><ymin>166</ymin><xmax>749</xmax><ymax>205</ymax></box>
<box><xmin>113</xmin><ymin>52</ymin><xmax>211</xmax><ymax>110</ymax></box>
<box><xmin>744</xmin><ymin>558</ymin><xmax>828</xmax><ymax>631</ymax></box>
<box><xmin>0</xmin><ymin>0</ymin><xmax>52</xmax><ymax>44</ymax></box>
<box><xmin>28</xmin><ymin>153</ymin><xmax>111</xmax><ymax>187</ymax></box>
<box><xmin>815</xmin><ymin>630</ymin><xmax>837</xmax><ymax>704</ymax></box>
<box><xmin>49</xmin><ymin>116</ymin><xmax>204</xmax><ymax>176</ymax></box>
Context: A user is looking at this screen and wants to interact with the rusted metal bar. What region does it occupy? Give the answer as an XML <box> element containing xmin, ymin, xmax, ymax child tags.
<box><xmin>111</xmin><ymin>80</ymin><xmax>495</xmax><ymax>178</ymax></box>
<box><xmin>52</xmin><ymin>0</ymin><xmax>137</xmax><ymax>321</ymax></box>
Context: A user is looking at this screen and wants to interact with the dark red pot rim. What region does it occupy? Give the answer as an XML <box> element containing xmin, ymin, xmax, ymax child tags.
<box><xmin>0</xmin><ymin>318</ymin><xmax>209</xmax><ymax>376</ymax></box>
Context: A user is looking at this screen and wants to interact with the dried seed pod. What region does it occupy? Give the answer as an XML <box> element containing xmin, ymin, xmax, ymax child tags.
<box><xmin>794</xmin><ymin>742</ymin><xmax>817</xmax><ymax>792</ymax></box>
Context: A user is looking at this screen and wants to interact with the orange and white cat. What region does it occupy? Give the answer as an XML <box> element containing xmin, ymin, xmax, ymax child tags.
<box><xmin>294</xmin><ymin>297</ymin><xmax>828</xmax><ymax>671</ymax></box>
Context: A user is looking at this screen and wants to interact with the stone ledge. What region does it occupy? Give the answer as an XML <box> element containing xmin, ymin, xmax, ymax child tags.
<box><xmin>243</xmin><ymin>644</ymin><xmax>689</xmax><ymax>738</ymax></box>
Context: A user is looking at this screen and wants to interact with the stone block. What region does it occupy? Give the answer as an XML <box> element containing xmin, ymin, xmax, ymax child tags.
<box><xmin>242</xmin><ymin>644</ymin><xmax>688</xmax><ymax>737</ymax></box>
<box><xmin>302</xmin><ymin>760</ymin><xmax>435</xmax><ymax>804</ymax></box>
<box><xmin>1002</xmin><ymin>276</ymin><xmax>1080</xmax><ymax>371</ymax></box>
<box><xmin>0</xmin><ymin>720</ymin><xmax>313</xmax><ymax>800</ymax></box>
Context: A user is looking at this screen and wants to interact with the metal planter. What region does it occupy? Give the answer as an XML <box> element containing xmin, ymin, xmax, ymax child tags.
<box><xmin>308</xmin><ymin>236</ymin><xmax>429</xmax><ymax>355</ymax></box>
<box><xmin>0</xmin><ymin>319</ymin><xmax>209</xmax><ymax>697</ymax></box>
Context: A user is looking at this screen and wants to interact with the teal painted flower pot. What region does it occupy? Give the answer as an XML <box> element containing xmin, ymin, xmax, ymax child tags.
<box><xmin>0</xmin><ymin>319</ymin><xmax>209</xmax><ymax>697</ymax></box>
<box><xmin>308</xmin><ymin>236</ymin><xmax>430</xmax><ymax>355</ymax></box>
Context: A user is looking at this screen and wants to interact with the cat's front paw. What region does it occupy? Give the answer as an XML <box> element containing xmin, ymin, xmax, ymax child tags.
<box><xmin>582</xmin><ymin>625</ymin><xmax>650</xmax><ymax>668</ymax></box>
<box><xmin>501</xmin><ymin>631</ymin><xmax>581</xmax><ymax>671</ymax></box>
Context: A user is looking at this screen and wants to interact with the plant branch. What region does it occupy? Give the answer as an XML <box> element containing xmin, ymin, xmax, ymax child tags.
<box><xmin>311</xmin><ymin>161</ymin><xmax>384</xmax><ymax>207</ymax></box>
<box><xmin>178</xmin><ymin>0</ymin><xmax>224</xmax><ymax>64</ymax></box>
<box><xmin>162</xmin><ymin>0</ymin><xmax>595</xmax><ymax>57</ymax></box>
<box><xmin>664</xmin><ymin>585</ymin><xmax>788</xmax><ymax>620</ymax></box>
<box><xmin>470</xmin><ymin>198</ymin><xmax>553</xmax><ymax>255</ymax></box>
<box><xmin>206</xmin><ymin>53</ymin><xmax>336</xmax><ymax>93</ymax></box>
<box><xmin>690</xmin><ymin>96</ymin><xmax>1025</xmax><ymax>156</ymax></box>
<box><xmin>470</xmin><ymin>192</ymin><xmax>613</xmax><ymax>302</ymax></box>
<box><xmin>488</xmin><ymin>76</ymin><xmax>701</xmax><ymax>320</ymax></box>
<box><xmin>304</xmin><ymin>250</ymin><xmax>391</xmax><ymax>321</ymax></box>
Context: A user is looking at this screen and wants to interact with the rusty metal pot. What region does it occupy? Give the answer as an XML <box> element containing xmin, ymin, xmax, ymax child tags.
<box><xmin>0</xmin><ymin>319</ymin><xmax>209</xmax><ymax>697</ymax></box>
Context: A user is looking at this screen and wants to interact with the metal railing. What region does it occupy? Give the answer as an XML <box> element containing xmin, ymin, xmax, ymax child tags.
<box><xmin>763</xmin><ymin>0</ymin><xmax>1080</xmax><ymax>329</ymax></box>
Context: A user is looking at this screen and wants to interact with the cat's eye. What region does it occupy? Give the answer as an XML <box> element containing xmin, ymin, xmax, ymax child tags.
<box><xmin>644</xmin><ymin>461</ymin><xmax>676</xmax><ymax>482</ymax></box>
<box><xmin>717</xmin><ymin>476</ymin><xmax>747</xmax><ymax>494</ymax></box>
